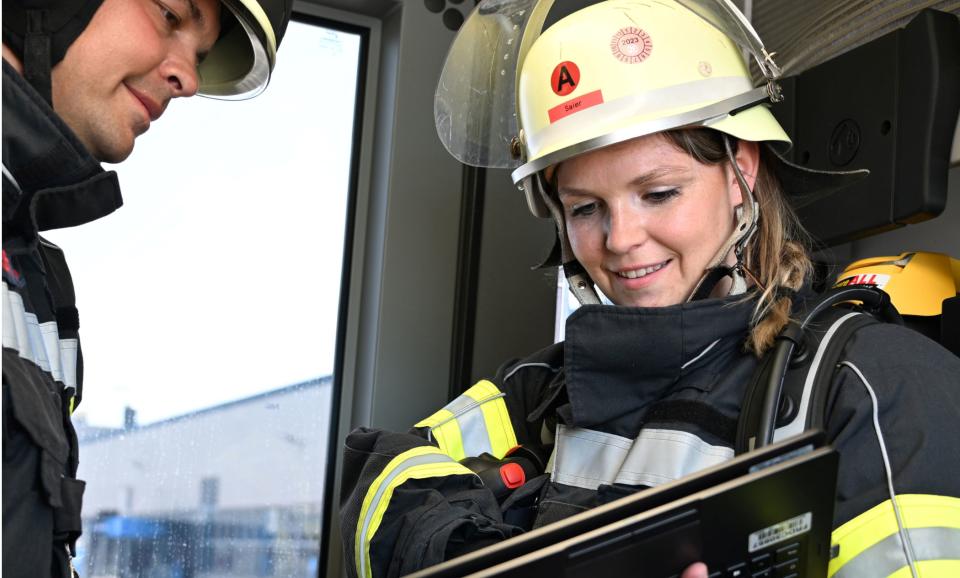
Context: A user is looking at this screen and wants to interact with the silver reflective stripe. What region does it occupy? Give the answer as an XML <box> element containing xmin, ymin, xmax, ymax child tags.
<box><xmin>552</xmin><ymin>425</ymin><xmax>734</xmax><ymax>490</ymax></box>
<box><xmin>773</xmin><ymin>312</ymin><xmax>862</xmax><ymax>442</ymax></box>
<box><xmin>427</xmin><ymin>391</ymin><xmax>505</xmax><ymax>456</ymax></box>
<box><xmin>455</xmin><ymin>401</ymin><xmax>493</xmax><ymax>456</ymax></box>
<box><xmin>681</xmin><ymin>339</ymin><xmax>721</xmax><ymax>370</ymax></box>
<box><xmin>503</xmin><ymin>362</ymin><xmax>560</xmax><ymax>383</ymax></box>
<box><xmin>2</xmin><ymin>162</ymin><xmax>22</xmax><ymax>192</ymax></box>
<box><xmin>357</xmin><ymin>452</ymin><xmax>455</xmax><ymax>578</ymax></box>
<box><xmin>2</xmin><ymin>281</ymin><xmax>78</xmax><ymax>389</ymax></box>
<box><xmin>60</xmin><ymin>338</ymin><xmax>79</xmax><ymax>390</ymax></box>
<box><xmin>512</xmin><ymin>85</ymin><xmax>769</xmax><ymax>182</ymax></box>
<box><xmin>833</xmin><ymin>527</ymin><xmax>960</xmax><ymax>578</ymax></box>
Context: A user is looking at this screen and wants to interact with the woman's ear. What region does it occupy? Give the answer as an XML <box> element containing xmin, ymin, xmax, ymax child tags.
<box><xmin>726</xmin><ymin>140</ymin><xmax>761</xmax><ymax>206</ymax></box>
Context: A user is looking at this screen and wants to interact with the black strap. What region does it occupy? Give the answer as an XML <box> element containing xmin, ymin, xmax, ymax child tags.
<box><xmin>23</xmin><ymin>9</ymin><xmax>53</xmax><ymax>105</ymax></box>
<box><xmin>689</xmin><ymin>266</ymin><xmax>733</xmax><ymax>302</ymax></box>
<box><xmin>561</xmin><ymin>259</ymin><xmax>588</xmax><ymax>280</ymax></box>
<box><xmin>735</xmin><ymin>290</ymin><xmax>895</xmax><ymax>454</ymax></box>
<box><xmin>804</xmin><ymin>313</ymin><xmax>881</xmax><ymax>432</ymax></box>
<box><xmin>644</xmin><ymin>399</ymin><xmax>739</xmax><ymax>445</ymax></box>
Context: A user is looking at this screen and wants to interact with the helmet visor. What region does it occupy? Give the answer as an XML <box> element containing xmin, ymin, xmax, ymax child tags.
<box><xmin>199</xmin><ymin>0</ymin><xmax>275</xmax><ymax>100</ymax></box>
<box><xmin>434</xmin><ymin>0</ymin><xmax>779</xmax><ymax>168</ymax></box>
<box><xmin>434</xmin><ymin>0</ymin><xmax>554</xmax><ymax>168</ymax></box>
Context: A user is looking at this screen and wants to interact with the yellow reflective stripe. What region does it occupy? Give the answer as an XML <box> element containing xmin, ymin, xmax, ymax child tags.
<box><xmin>413</xmin><ymin>380</ymin><xmax>517</xmax><ymax>461</ymax></box>
<box><xmin>431</xmin><ymin>413</ymin><xmax>467</xmax><ymax>461</ymax></box>
<box><xmin>354</xmin><ymin>446</ymin><xmax>474</xmax><ymax>578</ymax></box>
<box><xmin>829</xmin><ymin>494</ymin><xmax>960</xmax><ymax>578</ymax></box>
<box><xmin>888</xmin><ymin>559</ymin><xmax>960</xmax><ymax>578</ymax></box>
<box><xmin>469</xmin><ymin>381</ymin><xmax>518</xmax><ymax>459</ymax></box>
<box><xmin>415</xmin><ymin>402</ymin><xmax>468</xmax><ymax>461</ymax></box>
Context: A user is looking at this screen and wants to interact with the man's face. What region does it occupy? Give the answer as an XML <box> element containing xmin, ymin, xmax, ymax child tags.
<box><xmin>51</xmin><ymin>0</ymin><xmax>221</xmax><ymax>163</ymax></box>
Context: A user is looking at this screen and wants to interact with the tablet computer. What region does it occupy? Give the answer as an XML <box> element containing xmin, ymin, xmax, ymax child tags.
<box><xmin>410</xmin><ymin>430</ymin><xmax>837</xmax><ymax>578</ymax></box>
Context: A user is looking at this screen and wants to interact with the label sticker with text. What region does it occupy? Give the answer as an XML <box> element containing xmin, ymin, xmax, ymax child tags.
<box><xmin>749</xmin><ymin>512</ymin><xmax>812</xmax><ymax>553</ymax></box>
<box><xmin>833</xmin><ymin>273</ymin><xmax>891</xmax><ymax>290</ymax></box>
<box><xmin>548</xmin><ymin>90</ymin><xmax>604</xmax><ymax>123</ymax></box>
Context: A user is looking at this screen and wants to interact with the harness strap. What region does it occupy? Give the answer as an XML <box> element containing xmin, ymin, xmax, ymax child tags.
<box><xmin>736</xmin><ymin>307</ymin><xmax>881</xmax><ymax>453</ymax></box>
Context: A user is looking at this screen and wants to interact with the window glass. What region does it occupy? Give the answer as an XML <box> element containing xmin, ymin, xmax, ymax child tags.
<box><xmin>44</xmin><ymin>19</ymin><xmax>362</xmax><ymax>578</ymax></box>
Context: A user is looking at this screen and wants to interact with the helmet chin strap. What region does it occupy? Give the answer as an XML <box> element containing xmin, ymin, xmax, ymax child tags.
<box><xmin>685</xmin><ymin>135</ymin><xmax>760</xmax><ymax>302</ymax></box>
<box><xmin>533</xmin><ymin>173</ymin><xmax>601</xmax><ymax>306</ymax></box>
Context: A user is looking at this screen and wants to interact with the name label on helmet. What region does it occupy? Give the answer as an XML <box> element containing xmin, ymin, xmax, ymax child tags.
<box><xmin>548</xmin><ymin>90</ymin><xmax>604</xmax><ymax>124</ymax></box>
<box><xmin>551</xmin><ymin>61</ymin><xmax>580</xmax><ymax>96</ymax></box>
<box><xmin>834</xmin><ymin>273</ymin><xmax>891</xmax><ymax>290</ymax></box>
<box><xmin>610</xmin><ymin>27</ymin><xmax>653</xmax><ymax>64</ymax></box>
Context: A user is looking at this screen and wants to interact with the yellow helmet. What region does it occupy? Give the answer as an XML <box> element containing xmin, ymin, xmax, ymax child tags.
<box><xmin>834</xmin><ymin>252</ymin><xmax>960</xmax><ymax>316</ymax></box>
<box><xmin>435</xmin><ymin>0</ymin><xmax>864</xmax><ymax>305</ymax></box>
<box><xmin>512</xmin><ymin>0</ymin><xmax>789</xmax><ymax>187</ymax></box>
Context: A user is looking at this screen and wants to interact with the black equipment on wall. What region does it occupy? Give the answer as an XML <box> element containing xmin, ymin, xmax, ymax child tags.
<box><xmin>770</xmin><ymin>9</ymin><xmax>960</xmax><ymax>246</ymax></box>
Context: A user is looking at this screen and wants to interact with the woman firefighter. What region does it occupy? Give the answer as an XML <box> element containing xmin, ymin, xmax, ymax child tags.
<box><xmin>340</xmin><ymin>1</ymin><xmax>960</xmax><ymax>576</ymax></box>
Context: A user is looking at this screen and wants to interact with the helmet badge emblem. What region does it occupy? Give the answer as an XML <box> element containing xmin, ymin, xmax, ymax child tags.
<box><xmin>551</xmin><ymin>61</ymin><xmax>581</xmax><ymax>96</ymax></box>
<box><xmin>610</xmin><ymin>27</ymin><xmax>652</xmax><ymax>64</ymax></box>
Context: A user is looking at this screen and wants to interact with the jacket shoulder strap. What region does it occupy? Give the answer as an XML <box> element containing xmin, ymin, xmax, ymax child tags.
<box><xmin>736</xmin><ymin>306</ymin><xmax>880</xmax><ymax>453</ymax></box>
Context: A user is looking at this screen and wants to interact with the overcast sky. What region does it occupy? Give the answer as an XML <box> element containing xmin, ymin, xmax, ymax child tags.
<box><xmin>45</xmin><ymin>21</ymin><xmax>362</xmax><ymax>428</ymax></box>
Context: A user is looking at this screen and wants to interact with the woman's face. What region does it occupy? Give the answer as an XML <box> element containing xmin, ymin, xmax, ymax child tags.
<box><xmin>556</xmin><ymin>133</ymin><xmax>758</xmax><ymax>308</ymax></box>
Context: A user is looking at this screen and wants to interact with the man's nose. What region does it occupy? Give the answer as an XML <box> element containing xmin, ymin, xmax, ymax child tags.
<box><xmin>605</xmin><ymin>204</ymin><xmax>647</xmax><ymax>254</ymax></box>
<box><xmin>160</xmin><ymin>51</ymin><xmax>200</xmax><ymax>98</ymax></box>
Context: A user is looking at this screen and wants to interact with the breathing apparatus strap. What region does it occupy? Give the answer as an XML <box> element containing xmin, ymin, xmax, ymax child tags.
<box><xmin>23</xmin><ymin>9</ymin><xmax>54</xmax><ymax>105</ymax></box>
<box><xmin>686</xmin><ymin>135</ymin><xmax>759</xmax><ymax>302</ymax></box>
<box><xmin>535</xmin><ymin>173</ymin><xmax>601</xmax><ymax>305</ymax></box>
<box><xmin>688</xmin><ymin>266</ymin><xmax>736</xmax><ymax>302</ymax></box>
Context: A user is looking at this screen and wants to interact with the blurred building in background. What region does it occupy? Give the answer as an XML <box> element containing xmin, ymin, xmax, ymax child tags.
<box><xmin>75</xmin><ymin>377</ymin><xmax>332</xmax><ymax>578</ymax></box>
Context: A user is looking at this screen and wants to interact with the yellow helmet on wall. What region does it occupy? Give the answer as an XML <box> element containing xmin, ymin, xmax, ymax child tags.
<box><xmin>834</xmin><ymin>252</ymin><xmax>960</xmax><ymax>316</ymax></box>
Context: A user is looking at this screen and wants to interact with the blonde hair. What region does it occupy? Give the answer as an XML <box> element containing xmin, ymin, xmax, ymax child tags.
<box><xmin>665</xmin><ymin>129</ymin><xmax>812</xmax><ymax>355</ymax></box>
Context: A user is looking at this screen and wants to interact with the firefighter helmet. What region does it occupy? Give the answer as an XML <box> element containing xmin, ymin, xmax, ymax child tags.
<box><xmin>2</xmin><ymin>0</ymin><xmax>293</xmax><ymax>101</ymax></box>
<box><xmin>834</xmin><ymin>252</ymin><xmax>960</xmax><ymax>316</ymax></box>
<box><xmin>510</xmin><ymin>0</ymin><xmax>788</xmax><ymax>187</ymax></box>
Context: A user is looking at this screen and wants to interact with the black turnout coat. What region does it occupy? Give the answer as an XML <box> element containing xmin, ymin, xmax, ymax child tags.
<box><xmin>340</xmin><ymin>290</ymin><xmax>960</xmax><ymax>578</ymax></box>
<box><xmin>3</xmin><ymin>59</ymin><xmax>123</xmax><ymax>578</ymax></box>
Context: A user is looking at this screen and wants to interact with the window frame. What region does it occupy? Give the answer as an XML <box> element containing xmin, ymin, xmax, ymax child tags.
<box><xmin>289</xmin><ymin>4</ymin><xmax>382</xmax><ymax>577</ymax></box>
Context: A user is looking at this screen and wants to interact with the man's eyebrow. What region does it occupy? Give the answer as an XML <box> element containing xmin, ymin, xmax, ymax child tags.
<box><xmin>558</xmin><ymin>166</ymin><xmax>689</xmax><ymax>197</ymax></box>
<box><xmin>183</xmin><ymin>0</ymin><xmax>205</xmax><ymax>27</ymax></box>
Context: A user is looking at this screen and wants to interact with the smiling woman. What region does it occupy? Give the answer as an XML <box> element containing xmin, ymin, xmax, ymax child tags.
<box><xmin>556</xmin><ymin>133</ymin><xmax>758</xmax><ymax>309</ymax></box>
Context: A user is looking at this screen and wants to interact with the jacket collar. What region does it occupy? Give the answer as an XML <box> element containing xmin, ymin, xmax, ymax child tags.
<box><xmin>560</xmin><ymin>294</ymin><xmax>757</xmax><ymax>429</ymax></box>
<box><xmin>2</xmin><ymin>60</ymin><xmax>123</xmax><ymax>232</ymax></box>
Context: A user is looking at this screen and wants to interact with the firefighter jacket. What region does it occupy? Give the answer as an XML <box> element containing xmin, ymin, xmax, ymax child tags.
<box><xmin>340</xmin><ymin>289</ymin><xmax>960</xmax><ymax>578</ymax></box>
<box><xmin>3</xmin><ymin>60</ymin><xmax>123</xmax><ymax>578</ymax></box>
